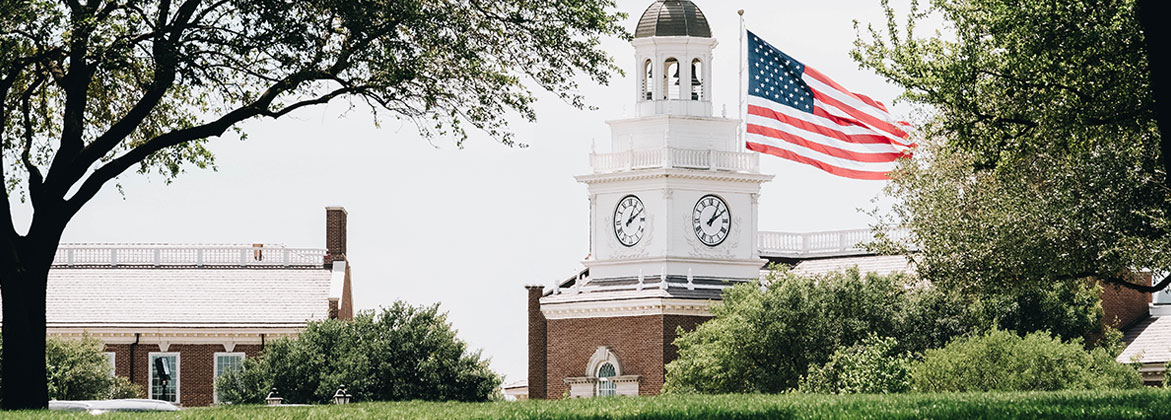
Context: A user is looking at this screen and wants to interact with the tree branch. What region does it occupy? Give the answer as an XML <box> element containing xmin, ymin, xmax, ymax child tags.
<box><xmin>64</xmin><ymin>69</ymin><xmax>342</xmax><ymax>215</ymax></box>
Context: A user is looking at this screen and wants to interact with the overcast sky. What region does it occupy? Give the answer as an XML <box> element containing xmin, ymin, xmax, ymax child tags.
<box><xmin>12</xmin><ymin>0</ymin><xmax>923</xmax><ymax>384</ymax></box>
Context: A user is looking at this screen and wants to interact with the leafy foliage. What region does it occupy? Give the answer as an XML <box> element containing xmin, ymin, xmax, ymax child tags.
<box><xmin>799</xmin><ymin>335</ymin><xmax>912</xmax><ymax>394</ymax></box>
<box><xmin>665</xmin><ymin>268</ymin><xmax>939</xmax><ymax>394</ymax></box>
<box><xmin>665</xmin><ymin>266</ymin><xmax>1106</xmax><ymax>394</ymax></box>
<box><xmin>0</xmin><ymin>335</ymin><xmax>141</xmax><ymax>403</ymax></box>
<box><xmin>910</xmin><ymin>328</ymin><xmax>1141</xmax><ymax>392</ymax></box>
<box><xmin>857</xmin><ymin>0</ymin><xmax>1171</xmax><ymax>293</ymax></box>
<box><xmin>217</xmin><ymin>301</ymin><xmax>500</xmax><ymax>404</ymax></box>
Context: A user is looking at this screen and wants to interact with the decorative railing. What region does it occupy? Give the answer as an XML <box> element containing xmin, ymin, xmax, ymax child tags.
<box><xmin>52</xmin><ymin>244</ymin><xmax>327</xmax><ymax>268</ymax></box>
<box><xmin>590</xmin><ymin>148</ymin><xmax>759</xmax><ymax>173</ymax></box>
<box><xmin>757</xmin><ymin>228</ymin><xmax>912</xmax><ymax>258</ymax></box>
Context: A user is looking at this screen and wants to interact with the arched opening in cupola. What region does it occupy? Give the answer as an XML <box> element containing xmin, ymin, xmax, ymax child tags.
<box><xmin>691</xmin><ymin>58</ymin><xmax>704</xmax><ymax>100</ymax></box>
<box><xmin>642</xmin><ymin>59</ymin><xmax>653</xmax><ymax>100</ymax></box>
<box><xmin>664</xmin><ymin>58</ymin><xmax>680</xmax><ymax>100</ymax></box>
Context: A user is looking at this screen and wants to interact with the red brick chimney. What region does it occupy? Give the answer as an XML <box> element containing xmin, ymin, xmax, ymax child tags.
<box><xmin>326</xmin><ymin>206</ymin><xmax>347</xmax><ymax>264</ymax></box>
<box><xmin>526</xmin><ymin>285</ymin><xmax>547</xmax><ymax>399</ymax></box>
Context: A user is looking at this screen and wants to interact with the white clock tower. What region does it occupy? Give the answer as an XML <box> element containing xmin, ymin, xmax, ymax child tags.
<box><xmin>531</xmin><ymin>0</ymin><xmax>773</xmax><ymax>400</ymax></box>
<box><xmin>576</xmin><ymin>2</ymin><xmax>772</xmax><ymax>286</ymax></box>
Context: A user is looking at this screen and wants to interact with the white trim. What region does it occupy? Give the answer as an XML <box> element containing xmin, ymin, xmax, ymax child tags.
<box><xmin>148</xmin><ymin>352</ymin><xmax>181</xmax><ymax>403</ymax></box>
<box><xmin>212</xmin><ymin>352</ymin><xmax>246</xmax><ymax>404</ymax></box>
<box><xmin>541</xmin><ymin>297</ymin><xmax>714</xmax><ymax>319</ymax></box>
<box><xmin>45</xmin><ymin>328</ymin><xmax>303</xmax><ymax>345</ymax></box>
<box><xmin>104</xmin><ymin>352</ymin><xmax>116</xmax><ymax>376</ymax></box>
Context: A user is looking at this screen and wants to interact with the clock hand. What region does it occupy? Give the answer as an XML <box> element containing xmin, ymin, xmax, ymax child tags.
<box><xmin>626</xmin><ymin>208</ymin><xmax>643</xmax><ymax>227</ymax></box>
<box><xmin>707</xmin><ymin>208</ymin><xmax>727</xmax><ymax>226</ymax></box>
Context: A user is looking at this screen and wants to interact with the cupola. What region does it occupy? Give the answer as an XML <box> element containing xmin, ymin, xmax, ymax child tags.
<box><xmin>631</xmin><ymin>0</ymin><xmax>717</xmax><ymax>117</ymax></box>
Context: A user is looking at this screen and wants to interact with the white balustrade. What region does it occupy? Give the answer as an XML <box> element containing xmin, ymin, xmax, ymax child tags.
<box><xmin>757</xmin><ymin>228</ymin><xmax>913</xmax><ymax>258</ymax></box>
<box><xmin>589</xmin><ymin>148</ymin><xmax>759</xmax><ymax>173</ymax></box>
<box><xmin>52</xmin><ymin>244</ymin><xmax>327</xmax><ymax>267</ymax></box>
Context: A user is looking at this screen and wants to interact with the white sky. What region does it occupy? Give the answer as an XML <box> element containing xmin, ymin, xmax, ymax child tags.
<box><xmin>11</xmin><ymin>0</ymin><xmax>922</xmax><ymax>384</ymax></box>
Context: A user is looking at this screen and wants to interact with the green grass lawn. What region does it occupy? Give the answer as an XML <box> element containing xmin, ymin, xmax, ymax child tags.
<box><xmin>11</xmin><ymin>389</ymin><xmax>1171</xmax><ymax>419</ymax></box>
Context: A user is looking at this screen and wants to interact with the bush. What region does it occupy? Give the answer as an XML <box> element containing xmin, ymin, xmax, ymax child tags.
<box><xmin>799</xmin><ymin>335</ymin><xmax>912</xmax><ymax>394</ymax></box>
<box><xmin>665</xmin><ymin>268</ymin><xmax>919</xmax><ymax>393</ymax></box>
<box><xmin>0</xmin><ymin>335</ymin><xmax>142</xmax><ymax>403</ymax></box>
<box><xmin>910</xmin><ymin>328</ymin><xmax>1141</xmax><ymax>392</ymax></box>
<box><xmin>217</xmin><ymin>301</ymin><xmax>501</xmax><ymax>404</ymax></box>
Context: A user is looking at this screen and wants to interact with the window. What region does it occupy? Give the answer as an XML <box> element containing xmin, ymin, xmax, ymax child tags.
<box><xmin>643</xmin><ymin>59</ymin><xmax>653</xmax><ymax>100</ymax></box>
<box><xmin>149</xmin><ymin>353</ymin><xmax>180</xmax><ymax>403</ymax></box>
<box><xmin>664</xmin><ymin>58</ymin><xmax>680</xmax><ymax>100</ymax></box>
<box><xmin>596</xmin><ymin>362</ymin><xmax>617</xmax><ymax>397</ymax></box>
<box><xmin>691</xmin><ymin>58</ymin><xmax>704</xmax><ymax>100</ymax></box>
<box><xmin>104</xmin><ymin>352</ymin><xmax>116</xmax><ymax>376</ymax></box>
<box><xmin>213</xmin><ymin>353</ymin><xmax>245</xmax><ymax>403</ymax></box>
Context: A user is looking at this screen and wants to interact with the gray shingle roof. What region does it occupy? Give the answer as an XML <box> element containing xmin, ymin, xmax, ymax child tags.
<box><xmin>1119</xmin><ymin>316</ymin><xmax>1171</xmax><ymax>364</ymax></box>
<box><xmin>0</xmin><ymin>268</ymin><xmax>332</xmax><ymax>326</ymax></box>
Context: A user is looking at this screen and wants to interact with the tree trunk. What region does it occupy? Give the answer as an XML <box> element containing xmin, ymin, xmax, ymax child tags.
<box><xmin>0</xmin><ymin>267</ymin><xmax>49</xmax><ymax>410</ymax></box>
<box><xmin>0</xmin><ymin>229</ymin><xmax>63</xmax><ymax>410</ymax></box>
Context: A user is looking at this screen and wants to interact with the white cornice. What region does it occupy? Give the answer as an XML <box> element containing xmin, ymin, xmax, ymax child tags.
<box><xmin>47</xmin><ymin>326</ymin><xmax>304</xmax><ymax>345</ymax></box>
<box><xmin>583</xmin><ymin>256</ymin><xmax>765</xmax><ymax>268</ymax></box>
<box><xmin>576</xmin><ymin>168</ymin><xmax>773</xmax><ymax>185</ymax></box>
<box><xmin>541</xmin><ymin>296</ymin><xmax>713</xmax><ymax>319</ymax></box>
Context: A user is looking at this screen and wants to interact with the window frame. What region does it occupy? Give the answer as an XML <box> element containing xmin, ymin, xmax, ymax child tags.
<box><xmin>104</xmin><ymin>352</ymin><xmax>116</xmax><ymax>377</ymax></box>
<box><xmin>212</xmin><ymin>352</ymin><xmax>246</xmax><ymax>404</ymax></box>
<box><xmin>148</xmin><ymin>352</ymin><xmax>181</xmax><ymax>403</ymax></box>
<box><xmin>595</xmin><ymin>362</ymin><xmax>617</xmax><ymax>397</ymax></box>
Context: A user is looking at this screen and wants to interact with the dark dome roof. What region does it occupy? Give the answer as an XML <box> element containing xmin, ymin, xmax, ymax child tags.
<box><xmin>634</xmin><ymin>0</ymin><xmax>712</xmax><ymax>38</ymax></box>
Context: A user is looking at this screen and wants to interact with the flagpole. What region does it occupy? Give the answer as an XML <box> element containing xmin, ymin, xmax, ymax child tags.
<box><xmin>738</xmin><ymin>9</ymin><xmax>746</xmax><ymax>152</ymax></box>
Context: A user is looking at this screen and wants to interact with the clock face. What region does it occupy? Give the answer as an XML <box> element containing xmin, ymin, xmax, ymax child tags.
<box><xmin>613</xmin><ymin>195</ymin><xmax>646</xmax><ymax>247</ymax></box>
<box><xmin>693</xmin><ymin>195</ymin><xmax>731</xmax><ymax>246</ymax></box>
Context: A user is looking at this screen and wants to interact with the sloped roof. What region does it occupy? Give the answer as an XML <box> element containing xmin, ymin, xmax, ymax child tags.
<box><xmin>790</xmin><ymin>255</ymin><xmax>915</xmax><ymax>277</ymax></box>
<box><xmin>1118</xmin><ymin>316</ymin><xmax>1171</xmax><ymax>364</ymax></box>
<box><xmin>0</xmin><ymin>267</ymin><xmax>333</xmax><ymax>327</ymax></box>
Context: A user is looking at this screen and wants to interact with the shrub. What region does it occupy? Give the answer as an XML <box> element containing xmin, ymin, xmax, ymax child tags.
<box><xmin>217</xmin><ymin>301</ymin><xmax>501</xmax><ymax>404</ymax></box>
<box><xmin>799</xmin><ymin>335</ymin><xmax>912</xmax><ymax>394</ymax></box>
<box><xmin>910</xmin><ymin>328</ymin><xmax>1141</xmax><ymax>392</ymax></box>
<box><xmin>0</xmin><ymin>335</ymin><xmax>142</xmax><ymax>403</ymax></box>
<box><xmin>665</xmin><ymin>268</ymin><xmax>916</xmax><ymax>393</ymax></box>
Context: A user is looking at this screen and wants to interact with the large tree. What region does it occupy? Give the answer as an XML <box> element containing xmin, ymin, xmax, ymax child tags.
<box><xmin>856</xmin><ymin>0</ymin><xmax>1171</xmax><ymax>293</ymax></box>
<box><xmin>0</xmin><ymin>0</ymin><xmax>627</xmax><ymax>409</ymax></box>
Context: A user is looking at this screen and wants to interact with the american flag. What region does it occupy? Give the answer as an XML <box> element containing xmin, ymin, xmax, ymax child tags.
<box><xmin>745</xmin><ymin>30</ymin><xmax>914</xmax><ymax>180</ymax></box>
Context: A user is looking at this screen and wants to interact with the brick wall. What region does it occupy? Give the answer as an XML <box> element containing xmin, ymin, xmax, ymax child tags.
<box><xmin>545</xmin><ymin>313</ymin><xmax>710</xmax><ymax>398</ymax></box>
<box><xmin>105</xmin><ymin>343</ymin><xmax>263</xmax><ymax>407</ymax></box>
<box><xmin>526</xmin><ymin>286</ymin><xmax>548</xmax><ymax>399</ymax></box>
<box><xmin>1101</xmin><ymin>275</ymin><xmax>1151</xmax><ymax>329</ymax></box>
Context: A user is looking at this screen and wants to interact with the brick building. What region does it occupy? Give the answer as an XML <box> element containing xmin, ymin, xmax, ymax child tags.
<box><xmin>525</xmin><ymin>0</ymin><xmax>1156</xmax><ymax>399</ymax></box>
<box><xmin>0</xmin><ymin>206</ymin><xmax>355</xmax><ymax>406</ymax></box>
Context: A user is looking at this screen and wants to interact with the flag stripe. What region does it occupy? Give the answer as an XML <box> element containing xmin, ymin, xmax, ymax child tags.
<box><xmin>810</xmin><ymin>85</ymin><xmax>910</xmax><ymax>140</ymax></box>
<box><xmin>746</xmin><ymin>124</ymin><xmax>905</xmax><ymax>162</ymax></box>
<box><xmin>749</xmin><ymin>103</ymin><xmax>901</xmax><ymax>146</ymax></box>
<box><xmin>804</xmin><ymin>76</ymin><xmax>904</xmax><ymax>137</ymax></box>
<box><xmin>804</xmin><ymin>66</ymin><xmax>889</xmax><ymax>112</ymax></box>
<box><xmin>746</xmin><ymin>142</ymin><xmax>892</xmax><ymax>180</ymax></box>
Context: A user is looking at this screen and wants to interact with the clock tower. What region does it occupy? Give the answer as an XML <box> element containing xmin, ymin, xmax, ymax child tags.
<box><xmin>529</xmin><ymin>0</ymin><xmax>772</xmax><ymax>399</ymax></box>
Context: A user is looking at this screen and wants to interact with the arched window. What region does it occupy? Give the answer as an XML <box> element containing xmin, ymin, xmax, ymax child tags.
<box><xmin>691</xmin><ymin>58</ymin><xmax>704</xmax><ymax>100</ymax></box>
<box><xmin>642</xmin><ymin>59</ymin><xmax>653</xmax><ymax>100</ymax></box>
<box><xmin>596</xmin><ymin>362</ymin><xmax>617</xmax><ymax>397</ymax></box>
<box><xmin>664</xmin><ymin>58</ymin><xmax>680</xmax><ymax>100</ymax></box>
